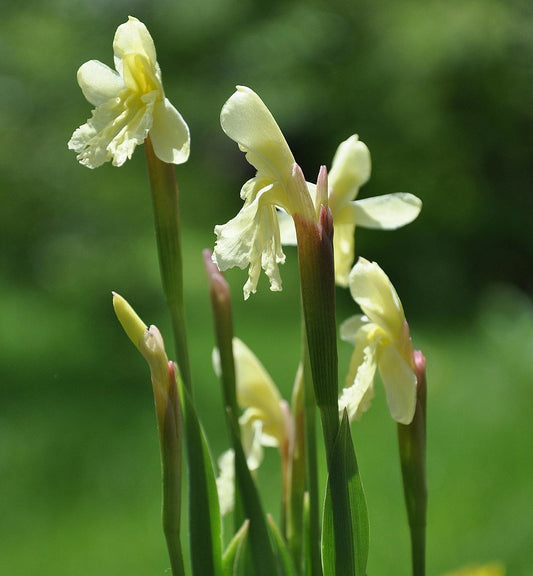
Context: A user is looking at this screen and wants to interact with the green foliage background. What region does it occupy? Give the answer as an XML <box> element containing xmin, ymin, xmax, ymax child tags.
<box><xmin>1</xmin><ymin>0</ymin><xmax>532</xmax><ymax>574</ymax></box>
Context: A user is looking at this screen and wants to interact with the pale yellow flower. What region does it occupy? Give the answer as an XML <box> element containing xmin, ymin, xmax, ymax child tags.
<box><xmin>69</xmin><ymin>16</ymin><xmax>190</xmax><ymax>168</ymax></box>
<box><xmin>213</xmin><ymin>86</ymin><xmax>314</xmax><ymax>299</ymax></box>
<box><xmin>213</xmin><ymin>338</ymin><xmax>289</xmax><ymax>514</ymax></box>
<box><xmin>279</xmin><ymin>135</ymin><xmax>422</xmax><ymax>286</ymax></box>
<box><xmin>339</xmin><ymin>257</ymin><xmax>417</xmax><ymax>424</ymax></box>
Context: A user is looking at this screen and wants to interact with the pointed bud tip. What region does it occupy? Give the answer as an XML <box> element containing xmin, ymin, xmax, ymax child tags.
<box><xmin>203</xmin><ymin>248</ymin><xmax>230</xmax><ymax>302</ymax></box>
<box><xmin>316</xmin><ymin>165</ymin><xmax>328</xmax><ymax>210</ymax></box>
<box><xmin>112</xmin><ymin>292</ymin><xmax>148</xmax><ymax>351</ymax></box>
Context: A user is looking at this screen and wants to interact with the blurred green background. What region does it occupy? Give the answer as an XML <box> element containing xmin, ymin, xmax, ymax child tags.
<box><xmin>1</xmin><ymin>0</ymin><xmax>532</xmax><ymax>574</ymax></box>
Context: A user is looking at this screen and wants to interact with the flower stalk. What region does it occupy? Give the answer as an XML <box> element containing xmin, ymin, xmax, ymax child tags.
<box><xmin>294</xmin><ymin>167</ymin><xmax>363</xmax><ymax>574</ymax></box>
<box><xmin>301</xmin><ymin>335</ymin><xmax>323</xmax><ymax>576</ymax></box>
<box><xmin>145</xmin><ymin>135</ymin><xmax>192</xmax><ymax>392</ymax></box>
<box><xmin>293</xmin><ymin>184</ymin><xmax>339</xmax><ymax>451</ymax></box>
<box><xmin>398</xmin><ymin>350</ymin><xmax>427</xmax><ymax>576</ymax></box>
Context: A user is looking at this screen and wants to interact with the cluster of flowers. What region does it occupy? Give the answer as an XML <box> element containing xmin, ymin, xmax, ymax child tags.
<box><xmin>69</xmin><ymin>16</ymin><xmax>427</xmax><ymax>576</ymax></box>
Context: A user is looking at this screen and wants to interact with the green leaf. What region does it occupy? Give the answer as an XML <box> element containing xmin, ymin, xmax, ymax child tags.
<box><xmin>223</xmin><ymin>520</ymin><xmax>250</xmax><ymax>576</ymax></box>
<box><xmin>267</xmin><ymin>514</ymin><xmax>297</xmax><ymax>576</ymax></box>
<box><xmin>177</xmin><ymin>375</ymin><xmax>223</xmax><ymax>576</ymax></box>
<box><xmin>228</xmin><ymin>413</ymin><xmax>280</xmax><ymax>576</ymax></box>
<box><xmin>322</xmin><ymin>413</ymin><xmax>369</xmax><ymax>576</ymax></box>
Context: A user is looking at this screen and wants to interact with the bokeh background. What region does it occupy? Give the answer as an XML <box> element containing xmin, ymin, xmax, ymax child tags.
<box><xmin>2</xmin><ymin>0</ymin><xmax>532</xmax><ymax>574</ymax></box>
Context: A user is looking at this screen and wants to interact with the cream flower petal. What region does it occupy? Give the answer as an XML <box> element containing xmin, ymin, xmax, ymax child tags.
<box><xmin>213</xmin><ymin>186</ymin><xmax>286</xmax><ymax>299</ymax></box>
<box><xmin>339</xmin><ymin>314</ymin><xmax>369</xmax><ymax>344</ymax></box>
<box><xmin>232</xmin><ymin>338</ymin><xmax>286</xmax><ymax>446</ymax></box>
<box><xmin>277</xmin><ymin>210</ymin><xmax>297</xmax><ymax>245</ymax></box>
<box><xmin>220</xmin><ymin>86</ymin><xmax>295</xmax><ymax>205</ymax></box>
<box><xmin>333</xmin><ymin>220</ymin><xmax>356</xmax><ymax>288</ymax></box>
<box><xmin>348</xmin><ymin>258</ymin><xmax>404</xmax><ymax>336</ymax></box>
<box><xmin>347</xmin><ymin>193</ymin><xmax>422</xmax><ymax>230</ymax></box>
<box><xmin>378</xmin><ymin>343</ymin><xmax>417</xmax><ymax>424</ymax></box>
<box><xmin>150</xmin><ymin>98</ymin><xmax>190</xmax><ymax>164</ymax></box>
<box><xmin>328</xmin><ymin>135</ymin><xmax>371</xmax><ymax>210</ymax></box>
<box><xmin>238</xmin><ymin>416</ymin><xmax>265</xmax><ymax>470</ymax></box>
<box><xmin>339</xmin><ymin>337</ymin><xmax>378</xmax><ymax>421</ymax></box>
<box><xmin>69</xmin><ymin>92</ymin><xmax>155</xmax><ymax>168</ymax></box>
<box><xmin>216</xmin><ymin>449</ymin><xmax>235</xmax><ymax>516</ymax></box>
<box><xmin>113</xmin><ymin>16</ymin><xmax>158</xmax><ymax>72</ymax></box>
<box><xmin>76</xmin><ymin>60</ymin><xmax>124</xmax><ymax>106</ymax></box>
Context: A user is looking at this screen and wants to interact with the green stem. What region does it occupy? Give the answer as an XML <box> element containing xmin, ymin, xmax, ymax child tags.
<box><xmin>302</xmin><ymin>332</ymin><xmax>322</xmax><ymax>576</ymax></box>
<box><xmin>145</xmin><ymin>136</ymin><xmax>191</xmax><ymax>392</ymax></box>
<box><xmin>156</xmin><ymin>363</ymin><xmax>185</xmax><ymax>576</ymax></box>
<box><xmin>398</xmin><ymin>350</ymin><xmax>427</xmax><ymax>576</ymax></box>
<box><xmin>202</xmin><ymin>250</ymin><xmax>244</xmax><ymax>536</ymax></box>
<box><xmin>295</xmin><ymin>204</ymin><xmax>361</xmax><ymax>574</ymax></box>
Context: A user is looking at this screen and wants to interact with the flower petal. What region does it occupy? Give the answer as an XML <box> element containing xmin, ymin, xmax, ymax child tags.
<box><xmin>68</xmin><ymin>91</ymin><xmax>156</xmax><ymax>168</ymax></box>
<box><xmin>232</xmin><ymin>338</ymin><xmax>286</xmax><ymax>446</ymax></box>
<box><xmin>238</xmin><ymin>416</ymin><xmax>265</xmax><ymax>470</ymax></box>
<box><xmin>150</xmin><ymin>98</ymin><xmax>190</xmax><ymax>164</ymax></box>
<box><xmin>378</xmin><ymin>343</ymin><xmax>417</xmax><ymax>424</ymax></box>
<box><xmin>220</xmin><ymin>86</ymin><xmax>295</xmax><ymax>201</ymax></box>
<box><xmin>328</xmin><ymin>135</ymin><xmax>371</xmax><ymax>210</ymax></box>
<box><xmin>339</xmin><ymin>338</ymin><xmax>378</xmax><ymax>421</ymax></box>
<box><xmin>333</xmin><ymin>220</ymin><xmax>356</xmax><ymax>287</ymax></box>
<box><xmin>213</xmin><ymin>186</ymin><xmax>286</xmax><ymax>299</ymax></box>
<box><xmin>76</xmin><ymin>60</ymin><xmax>124</xmax><ymax>106</ymax></box>
<box><xmin>347</xmin><ymin>193</ymin><xmax>422</xmax><ymax>230</ymax></box>
<box><xmin>277</xmin><ymin>210</ymin><xmax>297</xmax><ymax>245</ymax></box>
<box><xmin>348</xmin><ymin>258</ymin><xmax>405</xmax><ymax>337</ymax></box>
<box><xmin>113</xmin><ymin>16</ymin><xmax>158</xmax><ymax>72</ymax></box>
<box><xmin>339</xmin><ymin>314</ymin><xmax>369</xmax><ymax>344</ymax></box>
<box><xmin>216</xmin><ymin>449</ymin><xmax>235</xmax><ymax>516</ymax></box>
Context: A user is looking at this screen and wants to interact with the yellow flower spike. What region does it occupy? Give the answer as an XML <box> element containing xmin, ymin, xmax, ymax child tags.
<box><xmin>213</xmin><ymin>86</ymin><xmax>315</xmax><ymax>299</ymax></box>
<box><xmin>69</xmin><ymin>16</ymin><xmax>190</xmax><ymax>168</ymax></box>
<box><xmin>340</xmin><ymin>257</ymin><xmax>417</xmax><ymax>424</ymax></box>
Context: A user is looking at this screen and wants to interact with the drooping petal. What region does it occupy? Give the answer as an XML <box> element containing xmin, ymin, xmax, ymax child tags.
<box><xmin>232</xmin><ymin>338</ymin><xmax>286</xmax><ymax>446</ymax></box>
<box><xmin>150</xmin><ymin>98</ymin><xmax>190</xmax><ymax>164</ymax></box>
<box><xmin>328</xmin><ymin>135</ymin><xmax>371</xmax><ymax>211</ymax></box>
<box><xmin>76</xmin><ymin>60</ymin><xmax>124</xmax><ymax>106</ymax></box>
<box><xmin>347</xmin><ymin>193</ymin><xmax>422</xmax><ymax>230</ymax></box>
<box><xmin>220</xmin><ymin>86</ymin><xmax>295</xmax><ymax>207</ymax></box>
<box><xmin>378</xmin><ymin>343</ymin><xmax>417</xmax><ymax>424</ymax></box>
<box><xmin>339</xmin><ymin>336</ymin><xmax>379</xmax><ymax>421</ymax></box>
<box><xmin>113</xmin><ymin>16</ymin><xmax>158</xmax><ymax>73</ymax></box>
<box><xmin>213</xmin><ymin>187</ymin><xmax>286</xmax><ymax>299</ymax></box>
<box><xmin>348</xmin><ymin>258</ymin><xmax>405</xmax><ymax>337</ymax></box>
<box><xmin>333</xmin><ymin>220</ymin><xmax>356</xmax><ymax>287</ymax></box>
<box><xmin>71</xmin><ymin>90</ymin><xmax>157</xmax><ymax>168</ymax></box>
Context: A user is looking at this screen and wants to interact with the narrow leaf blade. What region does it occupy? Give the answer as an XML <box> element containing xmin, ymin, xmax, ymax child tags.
<box><xmin>223</xmin><ymin>520</ymin><xmax>250</xmax><ymax>576</ymax></box>
<box><xmin>267</xmin><ymin>514</ymin><xmax>297</xmax><ymax>576</ymax></box>
<box><xmin>322</xmin><ymin>413</ymin><xmax>369</xmax><ymax>576</ymax></box>
<box><xmin>178</xmin><ymin>375</ymin><xmax>224</xmax><ymax>576</ymax></box>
